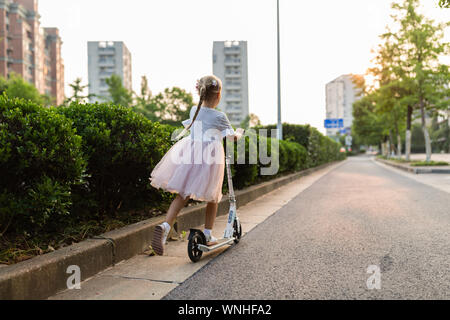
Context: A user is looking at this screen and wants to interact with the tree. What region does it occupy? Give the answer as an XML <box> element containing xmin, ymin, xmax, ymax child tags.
<box><xmin>105</xmin><ymin>74</ymin><xmax>133</xmax><ymax>108</ymax></box>
<box><xmin>391</xmin><ymin>0</ymin><xmax>449</xmax><ymax>162</ymax></box>
<box><xmin>359</xmin><ymin>32</ymin><xmax>407</xmax><ymax>158</ymax></box>
<box><xmin>0</xmin><ymin>73</ymin><xmax>45</xmax><ymax>105</ymax></box>
<box><xmin>134</xmin><ymin>87</ymin><xmax>193</xmax><ymax>126</ymax></box>
<box><xmin>240</xmin><ymin>113</ymin><xmax>262</xmax><ymax>129</ymax></box>
<box><xmin>438</xmin><ymin>0</ymin><xmax>450</xmax><ymax>8</ymax></box>
<box><xmin>136</xmin><ymin>76</ymin><xmax>152</xmax><ymax>106</ymax></box>
<box><xmin>132</xmin><ymin>76</ymin><xmax>157</xmax><ymax>121</ymax></box>
<box><xmin>352</xmin><ymin>93</ymin><xmax>387</xmax><ymax>147</ymax></box>
<box><xmin>65</xmin><ymin>78</ymin><xmax>95</xmax><ymax>104</ymax></box>
<box><xmin>354</xmin><ymin>0</ymin><xmax>449</xmax><ymax>161</ymax></box>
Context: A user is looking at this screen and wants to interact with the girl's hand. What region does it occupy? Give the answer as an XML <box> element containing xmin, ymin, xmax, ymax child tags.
<box><xmin>234</xmin><ymin>128</ymin><xmax>245</xmax><ymax>141</ymax></box>
<box><xmin>226</xmin><ymin>128</ymin><xmax>244</xmax><ymax>141</ymax></box>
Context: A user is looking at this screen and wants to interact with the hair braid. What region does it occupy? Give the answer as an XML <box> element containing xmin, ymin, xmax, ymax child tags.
<box><xmin>174</xmin><ymin>75</ymin><xmax>222</xmax><ymax>141</ymax></box>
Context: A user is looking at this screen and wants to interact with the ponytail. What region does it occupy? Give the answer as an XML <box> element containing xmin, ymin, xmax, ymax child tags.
<box><xmin>185</xmin><ymin>87</ymin><xmax>205</xmax><ymax>132</ymax></box>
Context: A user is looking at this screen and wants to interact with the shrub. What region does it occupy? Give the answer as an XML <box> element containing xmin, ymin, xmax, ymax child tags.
<box><xmin>256</xmin><ymin>123</ymin><xmax>311</xmax><ymax>148</ymax></box>
<box><xmin>231</xmin><ymin>134</ymin><xmax>259</xmax><ymax>190</ymax></box>
<box><xmin>308</xmin><ymin>127</ymin><xmax>345</xmax><ymax>166</ymax></box>
<box><xmin>0</xmin><ymin>95</ymin><xmax>86</xmax><ymax>236</ymax></box>
<box><xmin>57</xmin><ymin>103</ymin><xmax>175</xmax><ymax>216</ymax></box>
<box><xmin>230</xmin><ymin>131</ymin><xmax>310</xmax><ymax>189</ymax></box>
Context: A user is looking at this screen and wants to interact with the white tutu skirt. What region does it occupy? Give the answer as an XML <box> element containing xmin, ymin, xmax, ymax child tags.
<box><xmin>150</xmin><ymin>136</ymin><xmax>225</xmax><ymax>203</ymax></box>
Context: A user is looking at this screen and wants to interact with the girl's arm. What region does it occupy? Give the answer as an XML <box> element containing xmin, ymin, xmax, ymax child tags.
<box><xmin>229</xmin><ymin>128</ymin><xmax>245</xmax><ymax>141</ymax></box>
<box><xmin>219</xmin><ymin>113</ymin><xmax>244</xmax><ymax>141</ymax></box>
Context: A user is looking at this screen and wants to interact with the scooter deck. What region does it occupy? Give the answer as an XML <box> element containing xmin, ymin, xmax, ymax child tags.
<box><xmin>197</xmin><ymin>238</ymin><xmax>236</xmax><ymax>252</ymax></box>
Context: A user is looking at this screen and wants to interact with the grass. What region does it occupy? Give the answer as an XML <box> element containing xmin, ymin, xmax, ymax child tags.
<box><xmin>377</xmin><ymin>155</ymin><xmax>410</xmax><ymax>163</ymax></box>
<box><xmin>377</xmin><ymin>155</ymin><xmax>449</xmax><ymax>166</ymax></box>
<box><xmin>410</xmin><ymin>160</ymin><xmax>449</xmax><ymax>167</ymax></box>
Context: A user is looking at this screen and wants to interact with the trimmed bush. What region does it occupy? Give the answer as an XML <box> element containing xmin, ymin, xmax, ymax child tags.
<box><xmin>230</xmin><ymin>131</ymin><xmax>311</xmax><ymax>189</ymax></box>
<box><xmin>256</xmin><ymin>123</ymin><xmax>311</xmax><ymax>148</ymax></box>
<box><xmin>231</xmin><ymin>134</ymin><xmax>259</xmax><ymax>190</ymax></box>
<box><xmin>0</xmin><ymin>96</ymin><xmax>86</xmax><ymax>235</ymax></box>
<box><xmin>258</xmin><ymin>123</ymin><xmax>345</xmax><ymax>168</ymax></box>
<box><xmin>57</xmin><ymin>103</ymin><xmax>175</xmax><ymax>216</ymax></box>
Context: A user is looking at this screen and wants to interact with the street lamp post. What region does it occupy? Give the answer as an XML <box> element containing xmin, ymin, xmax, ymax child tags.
<box><xmin>276</xmin><ymin>0</ymin><xmax>283</xmax><ymax>140</ymax></box>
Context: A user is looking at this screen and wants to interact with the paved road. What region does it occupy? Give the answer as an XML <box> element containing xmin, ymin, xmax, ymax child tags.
<box><xmin>164</xmin><ymin>156</ymin><xmax>450</xmax><ymax>300</ymax></box>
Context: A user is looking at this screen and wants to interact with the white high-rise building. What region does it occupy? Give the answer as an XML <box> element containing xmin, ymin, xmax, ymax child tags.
<box><xmin>88</xmin><ymin>41</ymin><xmax>132</xmax><ymax>103</ymax></box>
<box><xmin>325</xmin><ymin>74</ymin><xmax>361</xmax><ymax>137</ymax></box>
<box><xmin>213</xmin><ymin>41</ymin><xmax>249</xmax><ymax>126</ymax></box>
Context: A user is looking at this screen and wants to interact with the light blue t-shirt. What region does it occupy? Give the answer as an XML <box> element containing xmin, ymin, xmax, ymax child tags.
<box><xmin>182</xmin><ymin>106</ymin><xmax>235</xmax><ymax>141</ymax></box>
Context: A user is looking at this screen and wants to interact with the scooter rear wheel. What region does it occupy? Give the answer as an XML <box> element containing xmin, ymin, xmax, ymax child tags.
<box><xmin>188</xmin><ymin>231</ymin><xmax>205</xmax><ymax>263</ymax></box>
<box><xmin>233</xmin><ymin>219</ymin><xmax>242</xmax><ymax>244</ymax></box>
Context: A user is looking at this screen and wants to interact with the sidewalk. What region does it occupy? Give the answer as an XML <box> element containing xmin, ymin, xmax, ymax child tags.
<box><xmin>374</xmin><ymin>158</ymin><xmax>450</xmax><ymax>195</ymax></box>
<box><xmin>48</xmin><ymin>161</ymin><xmax>344</xmax><ymax>300</ymax></box>
<box><xmin>405</xmin><ymin>153</ymin><xmax>450</xmax><ymax>163</ymax></box>
<box><xmin>376</xmin><ymin>158</ymin><xmax>450</xmax><ymax>174</ymax></box>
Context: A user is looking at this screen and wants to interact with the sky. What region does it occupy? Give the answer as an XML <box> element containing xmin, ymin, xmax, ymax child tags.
<box><xmin>38</xmin><ymin>0</ymin><xmax>448</xmax><ymax>134</ymax></box>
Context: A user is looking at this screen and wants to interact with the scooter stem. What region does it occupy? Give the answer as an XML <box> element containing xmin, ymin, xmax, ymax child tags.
<box><xmin>225</xmin><ymin>155</ymin><xmax>235</xmax><ymax>202</ymax></box>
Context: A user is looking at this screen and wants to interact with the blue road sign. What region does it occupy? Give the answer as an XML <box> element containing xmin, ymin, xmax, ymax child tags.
<box><xmin>324</xmin><ymin>119</ymin><xmax>344</xmax><ymax>129</ymax></box>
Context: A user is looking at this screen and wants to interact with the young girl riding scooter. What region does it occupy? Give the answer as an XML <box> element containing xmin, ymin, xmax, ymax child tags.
<box><xmin>149</xmin><ymin>75</ymin><xmax>244</xmax><ymax>255</ymax></box>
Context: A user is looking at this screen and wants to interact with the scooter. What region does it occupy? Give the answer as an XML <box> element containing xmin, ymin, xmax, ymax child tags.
<box><xmin>187</xmin><ymin>154</ymin><xmax>242</xmax><ymax>263</ymax></box>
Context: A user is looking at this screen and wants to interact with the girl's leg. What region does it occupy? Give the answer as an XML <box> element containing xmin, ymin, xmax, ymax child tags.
<box><xmin>165</xmin><ymin>194</ymin><xmax>189</xmax><ymax>226</ymax></box>
<box><xmin>205</xmin><ymin>202</ymin><xmax>218</xmax><ymax>230</ymax></box>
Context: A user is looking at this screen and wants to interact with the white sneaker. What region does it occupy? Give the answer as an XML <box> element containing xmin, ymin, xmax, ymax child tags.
<box><xmin>151</xmin><ymin>223</ymin><xmax>170</xmax><ymax>256</ymax></box>
<box><xmin>205</xmin><ymin>234</ymin><xmax>218</xmax><ymax>246</ymax></box>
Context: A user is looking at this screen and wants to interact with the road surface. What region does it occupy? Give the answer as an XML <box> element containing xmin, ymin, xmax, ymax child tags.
<box><xmin>164</xmin><ymin>156</ymin><xmax>450</xmax><ymax>299</ymax></box>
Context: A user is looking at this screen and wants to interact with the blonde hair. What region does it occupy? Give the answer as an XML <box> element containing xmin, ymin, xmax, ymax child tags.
<box><xmin>186</xmin><ymin>75</ymin><xmax>222</xmax><ymax>132</ymax></box>
<box><xmin>174</xmin><ymin>75</ymin><xmax>222</xmax><ymax>141</ymax></box>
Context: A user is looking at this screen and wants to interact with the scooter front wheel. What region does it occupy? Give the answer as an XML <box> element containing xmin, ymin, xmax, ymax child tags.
<box><xmin>233</xmin><ymin>219</ymin><xmax>242</xmax><ymax>244</ymax></box>
<box><xmin>188</xmin><ymin>231</ymin><xmax>205</xmax><ymax>263</ymax></box>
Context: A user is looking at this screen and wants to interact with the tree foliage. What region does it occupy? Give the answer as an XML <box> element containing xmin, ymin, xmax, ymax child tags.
<box><xmin>65</xmin><ymin>78</ymin><xmax>95</xmax><ymax>105</ymax></box>
<box><xmin>105</xmin><ymin>74</ymin><xmax>133</xmax><ymax>108</ymax></box>
<box><xmin>352</xmin><ymin>0</ymin><xmax>449</xmax><ymax>160</ymax></box>
<box><xmin>0</xmin><ymin>74</ymin><xmax>48</xmax><ymax>106</ymax></box>
<box><xmin>438</xmin><ymin>0</ymin><xmax>449</xmax><ymax>8</ymax></box>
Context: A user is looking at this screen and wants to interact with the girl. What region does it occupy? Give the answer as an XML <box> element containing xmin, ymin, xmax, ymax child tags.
<box><xmin>149</xmin><ymin>75</ymin><xmax>244</xmax><ymax>256</ymax></box>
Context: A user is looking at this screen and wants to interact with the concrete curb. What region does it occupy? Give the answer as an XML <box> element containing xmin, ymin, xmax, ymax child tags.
<box><xmin>0</xmin><ymin>161</ymin><xmax>340</xmax><ymax>300</ymax></box>
<box><xmin>376</xmin><ymin>158</ymin><xmax>450</xmax><ymax>174</ymax></box>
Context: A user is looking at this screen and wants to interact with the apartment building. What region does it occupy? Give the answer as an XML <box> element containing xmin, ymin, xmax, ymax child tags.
<box><xmin>87</xmin><ymin>41</ymin><xmax>132</xmax><ymax>103</ymax></box>
<box><xmin>325</xmin><ymin>74</ymin><xmax>361</xmax><ymax>137</ymax></box>
<box><xmin>0</xmin><ymin>0</ymin><xmax>65</xmax><ymax>105</ymax></box>
<box><xmin>213</xmin><ymin>40</ymin><xmax>249</xmax><ymax>126</ymax></box>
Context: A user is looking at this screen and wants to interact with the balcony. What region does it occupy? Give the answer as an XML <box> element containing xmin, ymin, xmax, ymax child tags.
<box><xmin>224</xmin><ymin>46</ymin><xmax>241</xmax><ymax>54</ymax></box>
<box><xmin>224</xmin><ymin>58</ymin><xmax>241</xmax><ymax>66</ymax></box>
<box><xmin>99</xmin><ymin>47</ymin><xmax>115</xmax><ymax>55</ymax></box>
<box><xmin>225</xmin><ymin>81</ymin><xmax>241</xmax><ymax>89</ymax></box>
<box><xmin>98</xmin><ymin>59</ymin><xmax>115</xmax><ymax>67</ymax></box>
<box><xmin>225</xmin><ymin>94</ymin><xmax>242</xmax><ymax>102</ymax></box>
<box><xmin>99</xmin><ymin>71</ymin><xmax>114</xmax><ymax>78</ymax></box>
<box><xmin>225</xmin><ymin>71</ymin><xmax>241</xmax><ymax>79</ymax></box>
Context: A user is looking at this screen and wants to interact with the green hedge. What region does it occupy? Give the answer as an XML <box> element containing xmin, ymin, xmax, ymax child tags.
<box><xmin>257</xmin><ymin>123</ymin><xmax>345</xmax><ymax>167</ymax></box>
<box><xmin>0</xmin><ymin>96</ymin><xmax>86</xmax><ymax>235</ymax></box>
<box><xmin>255</xmin><ymin>123</ymin><xmax>311</xmax><ymax>148</ymax></box>
<box><xmin>229</xmin><ymin>126</ymin><xmax>334</xmax><ymax>190</ymax></box>
<box><xmin>56</xmin><ymin>103</ymin><xmax>175</xmax><ymax>216</ymax></box>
